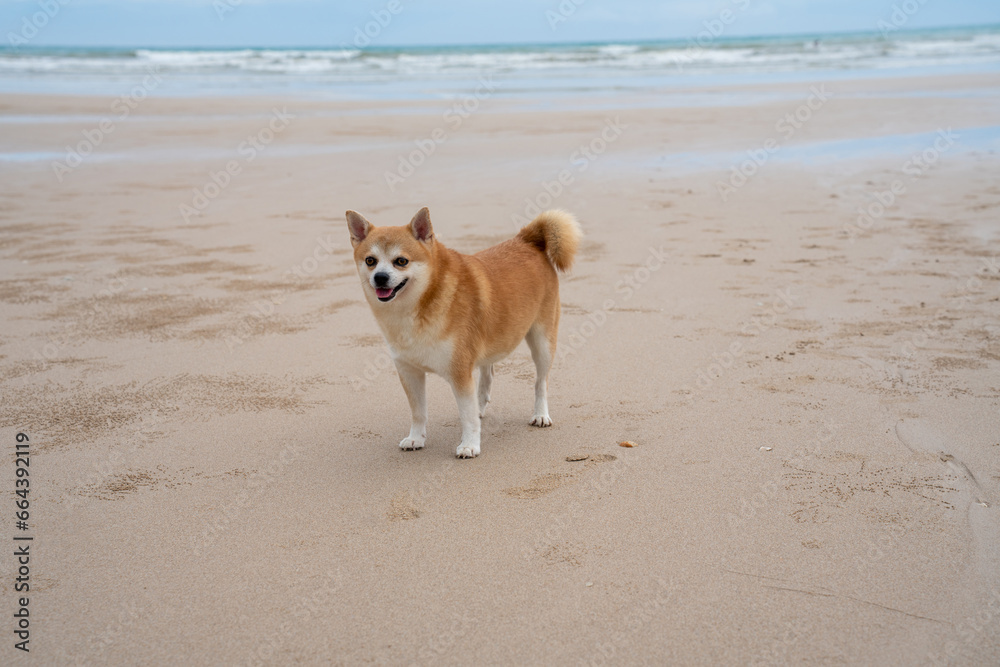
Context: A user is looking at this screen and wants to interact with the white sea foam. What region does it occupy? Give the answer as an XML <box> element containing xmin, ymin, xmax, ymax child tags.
<box><xmin>1</xmin><ymin>28</ymin><xmax>998</xmax><ymax>94</ymax></box>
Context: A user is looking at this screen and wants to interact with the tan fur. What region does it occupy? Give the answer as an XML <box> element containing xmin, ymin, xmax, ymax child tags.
<box><xmin>346</xmin><ymin>207</ymin><xmax>580</xmax><ymax>458</ymax></box>
<box><xmin>515</xmin><ymin>209</ymin><xmax>582</xmax><ymax>272</ymax></box>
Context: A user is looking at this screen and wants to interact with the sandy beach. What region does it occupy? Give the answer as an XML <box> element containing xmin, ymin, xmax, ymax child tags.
<box><xmin>2</xmin><ymin>68</ymin><xmax>1000</xmax><ymax>665</ymax></box>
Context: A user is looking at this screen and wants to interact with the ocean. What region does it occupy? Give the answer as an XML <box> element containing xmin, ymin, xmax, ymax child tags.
<box><xmin>1</xmin><ymin>25</ymin><xmax>999</xmax><ymax>99</ymax></box>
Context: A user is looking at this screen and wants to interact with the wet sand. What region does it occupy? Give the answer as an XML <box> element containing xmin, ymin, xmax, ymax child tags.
<box><xmin>1</xmin><ymin>71</ymin><xmax>999</xmax><ymax>664</ymax></box>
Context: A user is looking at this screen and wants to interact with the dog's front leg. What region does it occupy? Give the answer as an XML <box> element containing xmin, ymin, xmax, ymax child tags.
<box><xmin>477</xmin><ymin>363</ymin><xmax>493</xmax><ymax>418</ymax></box>
<box><xmin>451</xmin><ymin>372</ymin><xmax>481</xmax><ymax>459</ymax></box>
<box><xmin>394</xmin><ymin>358</ymin><xmax>427</xmax><ymax>451</ymax></box>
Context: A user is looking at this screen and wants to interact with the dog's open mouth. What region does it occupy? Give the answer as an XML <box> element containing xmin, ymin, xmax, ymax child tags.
<box><xmin>376</xmin><ymin>279</ymin><xmax>408</xmax><ymax>302</ymax></box>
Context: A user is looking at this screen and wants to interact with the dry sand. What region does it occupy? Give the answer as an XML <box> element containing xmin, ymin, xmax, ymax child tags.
<box><xmin>1</xmin><ymin>71</ymin><xmax>1000</xmax><ymax>665</ymax></box>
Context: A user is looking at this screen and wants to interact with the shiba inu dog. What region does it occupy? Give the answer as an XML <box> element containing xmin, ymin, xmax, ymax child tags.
<box><xmin>346</xmin><ymin>207</ymin><xmax>581</xmax><ymax>458</ymax></box>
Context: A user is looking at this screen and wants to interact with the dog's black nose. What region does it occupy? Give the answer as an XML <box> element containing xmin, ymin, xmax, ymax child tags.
<box><xmin>373</xmin><ymin>272</ymin><xmax>390</xmax><ymax>287</ymax></box>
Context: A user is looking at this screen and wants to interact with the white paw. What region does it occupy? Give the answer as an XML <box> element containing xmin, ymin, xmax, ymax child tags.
<box><xmin>399</xmin><ymin>437</ymin><xmax>425</xmax><ymax>451</ymax></box>
<box><xmin>456</xmin><ymin>443</ymin><xmax>480</xmax><ymax>459</ymax></box>
<box><xmin>478</xmin><ymin>396</ymin><xmax>490</xmax><ymax>419</ymax></box>
<box><xmin>530</xmin><ymin>415</ymin><xmax>553</xmax><ymax>427</ymax></box>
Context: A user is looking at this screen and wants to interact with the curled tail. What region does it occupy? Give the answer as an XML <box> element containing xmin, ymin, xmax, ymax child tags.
<box><xmin>516</xmin><ymin>210</ymin><xmax>582</xmax><ymax>272</ymax></box>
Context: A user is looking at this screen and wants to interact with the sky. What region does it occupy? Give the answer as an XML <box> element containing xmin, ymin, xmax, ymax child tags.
<box><xmin>2</xmin><ymin>0</ymin><xmax>999</xmax><ymax>48</ymax></box>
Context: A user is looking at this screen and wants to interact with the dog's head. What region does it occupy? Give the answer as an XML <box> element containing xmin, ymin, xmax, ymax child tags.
<box><xmin>346</xmin><ymin>207</ymin><xmax>435</xmax><ymax>306</ymax></box>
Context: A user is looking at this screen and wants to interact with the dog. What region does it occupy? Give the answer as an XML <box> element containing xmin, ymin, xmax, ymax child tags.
<box><xmin>346</xmin><ymin>207</ymin><xmax>581</xmax><ymax>458</ymax></box>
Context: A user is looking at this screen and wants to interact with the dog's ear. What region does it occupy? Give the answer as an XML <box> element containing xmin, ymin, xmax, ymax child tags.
<box><xmin>408</xmin><ymin>207</ymin><xmax>434</xmax><ymax>242</ymax></box>
<box><xmin>346</xmin><ymin>210</ymin><xmax>372</xmax><ymax>247</ymax></box>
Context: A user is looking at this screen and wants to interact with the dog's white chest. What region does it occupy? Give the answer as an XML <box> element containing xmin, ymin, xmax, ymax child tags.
<box><xmin>380</xmin><ymin>323</ymin><xmax>453</xmax><ymax>376</ymax></box>
<box><xmin>391</xmin><ymin>338</ymin><xmax>453</xmax><ymax>376</ymax></box>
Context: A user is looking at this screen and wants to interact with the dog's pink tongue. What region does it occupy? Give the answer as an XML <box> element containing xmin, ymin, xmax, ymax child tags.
<box><xmin>376</xmin><ymin>287</ymin><xmax>393</xmax><ymax>299</ymax></box>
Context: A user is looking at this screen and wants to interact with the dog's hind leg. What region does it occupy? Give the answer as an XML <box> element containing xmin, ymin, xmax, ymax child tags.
<box><xmin>525</xmin><ymin>323</ymin><xmax>554</xmax><ymax>427</ymax></box>
<box><xmin>477</xmin><ymin>364</ymin><xmax>493</xmax><ymax>418</ymax></box>
<box><xmin>394</xmin><ymin>358</ymin><xmax>427</xmax><ymax>451</ymax></box>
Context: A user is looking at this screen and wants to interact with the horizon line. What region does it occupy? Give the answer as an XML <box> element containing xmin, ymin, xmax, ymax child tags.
<box><xmin>3</xmin><ymin>21</ymin><xmax>998</xmax><ymax>52</ymax></box>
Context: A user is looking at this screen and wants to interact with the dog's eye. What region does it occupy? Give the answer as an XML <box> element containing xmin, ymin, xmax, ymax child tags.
<box><xmin>394</xmin><ymin>257</ymin><xmax>409</xmax><ymax>267</ymax></box>
<box><xmin>365</xmin><ymin>257</ymin><xmax>377</xmax><ymax>267</ymax></box>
